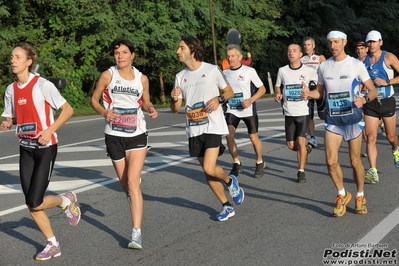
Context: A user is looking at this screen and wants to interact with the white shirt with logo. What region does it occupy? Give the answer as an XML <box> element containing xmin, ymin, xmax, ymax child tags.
<box><xmin>318</xmin><ymin>55</ymin><xmax>370</xmax><ymax>126</ymax></box>
<box><xmin>174</xmin><ymin>62</ymin><xmax>229</xmax><ymax>138</ymax></box>
<box><xmin>301</xmin><ymin>53</ymin><xmax>323</xmax><ymax>70</ymax></box>
<box><xmin>275</xmin><ymin>64</ymin><xmax>317</xmax><ymax>116</ymax></box>
<box><xmin>223</xmin><ymin>65</ymin><xmax>264</xmax><ymax>118</ymax></box>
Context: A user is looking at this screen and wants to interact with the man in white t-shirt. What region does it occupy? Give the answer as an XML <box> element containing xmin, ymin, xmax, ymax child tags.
<box><xmin>170</xmin><ymin>36</ymin><xmax>245</xmax><ymax>222</ymax></box>
<box><xmin>274</xmin><ymin>44</ymin><xmax>318</xmax><ymax>184</ymax></box>
<box><xmin>302</xmin><ymin>30</ymin><xmax>377</xmax><ymax>218</ymax></box>
<box><xmin>223</xmin><ymin>44</ymin><xmax>266</xmax><ymax>178</ymax></box>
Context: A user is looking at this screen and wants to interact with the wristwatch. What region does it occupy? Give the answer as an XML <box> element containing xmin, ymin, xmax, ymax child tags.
<box><xmin>386</xmin><ymin>79</ymin><xmax>390</xmax><ymax>85</ymax></box>
<box><xmin>218</xmin><ymin>95</ymin><xmax>225</xmax><ymax>104</ymax></box>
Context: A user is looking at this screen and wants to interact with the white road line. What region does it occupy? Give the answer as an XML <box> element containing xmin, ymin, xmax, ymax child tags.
<box><xmin>0</xmin><ymin>156</ymin><xmax>196</xmax><ymax>216</ymax></box>
<box><xmin>0</xmin><ymin>137</ymin><xmax>266</xmax><ymax>171</ymax></box>
<box><xmin>356</xmin><ymin>206</ymin><xmax>399</xmax><ymax>246</ymax></box>
<box><xmin>0</xmin><ymin>179</ymin><xmax>108</xmax><ymax>194</ymax></box>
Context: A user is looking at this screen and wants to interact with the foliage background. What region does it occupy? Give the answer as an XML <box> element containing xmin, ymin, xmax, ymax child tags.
<box><xmin>0</xmin><ymin>0</ymin><xmax>398</xmax><ymax>110</ymax></box>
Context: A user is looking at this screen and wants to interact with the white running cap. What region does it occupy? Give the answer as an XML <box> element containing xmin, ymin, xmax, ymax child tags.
<box><xmin>365</xmin><ymin>30</ymin><xmax>382</xmax><ymax>42</ymax></box>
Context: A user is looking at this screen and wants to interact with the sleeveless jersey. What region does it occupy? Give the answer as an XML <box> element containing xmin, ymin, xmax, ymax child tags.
<box><xmin>318</xmin><ymin>55</ymin><xmax>370</xmax><ymax>126</ymax></box>
<box><xmin>223</xmin><ymin>65</ymin><xmax>264</xmax><ymax>118</ymax></box>
<box><xmin>1</xmin><ymin>73</ymin><xmax>67</xmax><ymax>148</ymax></box>
<box><xmin>174</xmin><ymin>62</ymin><xmax>229</xmax><ymax>138</ymax></box>
<box><xmin>364</xmin><ymin>50</ymin><xmax>394</xmax><ymax>98</ymax></box>
<box><xmin>102</xmin><ymin>66</ymin><xmax>147</xmax><ymax>137</ymax></box>
<box><xmin>275</xmin><ymin>64</ymin><xmax>318</xmax><ymax>116</ymax></box>
<box><xmin>301</xmin><ymin>53</ymin><xmax>323</xmax><ymax>70</ymax></box>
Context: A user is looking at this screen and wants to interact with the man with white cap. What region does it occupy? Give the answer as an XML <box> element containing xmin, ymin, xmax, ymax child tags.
<box><xmin>362</xmin><ymin>30</ymin><xmax>399</xmax><ymax>184</ymax></box>
<box><xmin>301</xmin><ymin>29</ymin><xmax>377</xmax><ymax>217</ymax></box>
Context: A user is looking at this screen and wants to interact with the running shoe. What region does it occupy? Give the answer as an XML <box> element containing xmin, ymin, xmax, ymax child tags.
<box><xmin>254</xmin><ymin>161</ymin><xmax>266</xmax><ymax>178</ymax></box>
<box><xmin>297</xmin><ymin>171</ymin><xmax>306</xmax><ymax>184</ymax></box>
<box><xmin>306</xmin><ymin>144</ymin><xmax>313</xmax><ymax>154</ymax></box>
<box><xmin>355</xmin><ymin>196</ymin><xmax>367</xmax><ymax>215</ymax></box>
<box><xmin>306</xmin><ymin>144</ymin><xmax>313</xmax><ymax>164</ymax></box>
<box><xmin>308</xmin><ymin>137</ymin><xmax>318</xmax><ymax>148</ymax></box>
<box><xmin>35</xmin><ymin>241</ymin><xmax>61</xmax><ymax>261</ymax></box>
<box><xmin>365</xmin><ymin>168</ymin><xmax>379</xmax><ymax>184</ymax></box>
<box><xmin>333</xmin><ymin>192</ymin><xmax>352</xmax><ymax>217</ymax></box>
<box><xmin>393</xmin><ymin>151</ymin><xmax>399</xmax><ymax>168</ymax></box>
<box><xmin>215</xmin><ymin>205</ymin><xmax>235</xmax><ymax>221</ymax></box>
<box><xmin>361</xmin><ymin>152</ymin><xmax>368</xmax><ymax>158</ymax></box>
<box><xmin>228</xmin><ymin>175</ymin><xmax>244</xmax><ymax>205</ymax></box>
<box><xmin>61</xmin><ymin>191</ymin><xmax>81</xmax><ymax>226</ymax></box>
<box><xmin>229</xmin><ymin>162</ymin><xmax>243</xmax><ymax>177</ymax></box>
<box><xmin>128</xmin><ymin>229</ymin><xmax>142</xmax><ymax>249</ymax></box>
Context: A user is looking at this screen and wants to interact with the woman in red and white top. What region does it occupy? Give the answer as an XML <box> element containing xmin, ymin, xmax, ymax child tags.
<box><xmin>1</xmin><ymin>43</ymin><xmax>80</xmax><ymax>261</ymax></box>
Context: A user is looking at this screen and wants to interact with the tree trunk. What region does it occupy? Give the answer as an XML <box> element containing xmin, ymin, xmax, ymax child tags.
<box><xmin>159</xmin><ymin>71</ymin><xmax>166</xmax><ymax>104</ymax></box>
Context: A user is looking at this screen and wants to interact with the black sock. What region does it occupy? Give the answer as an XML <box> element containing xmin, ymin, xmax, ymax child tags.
<box><xmin>222</xmin><ymin>201</ymin><xmax>231</xmax><ymax>207</ymax></box>
<box><xmin>226</xmin><ymin>178</ymin><xmax>232</xmax><ymax>187</ymax></box>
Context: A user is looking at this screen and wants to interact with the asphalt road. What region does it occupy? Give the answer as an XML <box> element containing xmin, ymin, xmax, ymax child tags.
<box><xmin>1</xmin><ymin>96</ymin><xmax>399</xmax><ymax>266</ymax></box>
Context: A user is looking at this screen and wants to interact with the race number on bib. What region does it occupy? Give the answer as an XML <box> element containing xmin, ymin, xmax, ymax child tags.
<box><xmin>328</xmin><ymin>91</ymin><xmax>353</xmax><ymax>116</ymax></box>
<box><xmin>285</xmin><ymin>84</ymin><xmax>302</xmax><ymax>101</ymax></box>
<box><xmin>185</xmin><ymin>102</ymin><xmax>209</xmax><ymax>126</ymax></box>
<box><xmin>228</xmin><ymin>92</ymin><xmax>244</xmax><ymax>109</ymax></box>
<box><xmin>111</xmin><ymin>107</ymin><xmax>138</xmax><ymax>133</ymax></box>
<box><xmin>16</xmin><ymin>122</ymin><xmax>40</xmax><ymax>147</ymax></box>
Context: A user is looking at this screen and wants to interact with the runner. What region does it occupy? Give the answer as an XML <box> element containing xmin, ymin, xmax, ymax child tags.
<box><xmin>223</xmin><ymin>44</ymin><xmax>267</xmax><ymax>178</ymax></box>
<box><xmin>302</xmin><ymin>30</ymin><xmax>377</xmax><ymax>217</ymax></box>
<box><xmin>171</xmin><ymin>36</ymin><xmax>244</xmax><ymax>221</ymax></box>
<box><xmin>301</xmin><ymin>37</ymin><xmax>326</xmax><ymax>148</ymax></box>
<box><xmin>275</xmin><ymin>43</ymin><xmax>318</xmax><ymax>183</ymax></box>
<box><xmin>0</xmin><ymin>43</ymin><xmax>80</xmax><ymax>260</ymax></box>
<box><xmin>91</xmin><ymin>38</ymin><xmax>158</xmax><ymax>249</ymax></box>
<box><xmin>362</xmin><ymin>30</ymin><xmax>399</xmax><ymax>184</ymax></box>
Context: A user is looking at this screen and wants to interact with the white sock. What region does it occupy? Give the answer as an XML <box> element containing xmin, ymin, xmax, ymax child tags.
<box><xmin>298</xmin><ymin>169</ymin><xmax>304</xmax><ymax>172</ymax></box>
<box><xmin>234</xmin><ymin>160</ymin><xmax>241</xmax><ymax>164</ymax></box>
<box><xmin>132</xmin><ymin>228</ymin><xmax>141</xmax><ymax>234</ymax></box>
<box><xmin>47</xmin><ymin>236</ymin><xmax>58</xmax><ymax>245</ymax></box>
<box><xmin>60</xmin><ymin>196</ymin><xmax>71</xmax><ymax>209</ymax></box>
<box><xmin>338</xmin><ymin>188</ymin><xmax>346</xmax><ymax>196</ymax></box>
<box><xmin>357</xmin><ymin>191</ymin><xmax>364</xmax><ymax>197</ymax></box>
<box><xmin>257</xmin><ymin>160</ymin><xmax>263</xmax><ymax>164</ymax></box>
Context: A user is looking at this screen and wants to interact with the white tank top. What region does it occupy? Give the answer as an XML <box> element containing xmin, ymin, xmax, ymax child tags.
<box><xmin>102</xmin><ymin>66</ymin><xmax>147</xmax><ymax>137</ymax></box>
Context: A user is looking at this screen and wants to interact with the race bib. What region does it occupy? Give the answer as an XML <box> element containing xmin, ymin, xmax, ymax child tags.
<box><xmin>376</xmin><ymin>86</ymin><xmax>387</xmax><ymax>99</ymax></box>
<box><xmin>185</xmin><ymin>102</ymin><xmax>209</xmax><ymax>126</ymax></box>
<box><xmin>111</xmin><ymin>107</ymin><xmax>137</xmax><ymax>133</ymax></box>
<box><xmin>16</xmin><ymin>122</ymin><xmax>40</xmax><ymax>147</ymax></box>
<box><xmin>228</xmin><ymin>92</ymin><xmax>244</xmax><ymax>109</ymax></box>
<box><xmin>285</xmin><ymin>84</ymin><xmax>302</xmax><ymax>101</ymax></box>
<box><xmin>328</xmin><ymin>91</ymin><xmax>353</xmax><ymax>116</ymax></box>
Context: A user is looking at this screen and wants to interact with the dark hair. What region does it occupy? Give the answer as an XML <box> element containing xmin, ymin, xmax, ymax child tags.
<box><xmin>356</xmin><ymin>41</ymin><xmax>367</xmax><ymax>48</ymax></box>
<box><xmin>303</xmin><ymin>36</ymin><xmax>315</xmax><ymax>44</ymax></box>
<box><xmin>110</xmin><ymin>38</ymin><xmax>135</xmax><ymax>53</ymax></box>
<box><xmin>12</xmin><ymin>43</ymin><xmax>36</xmax><ymax>72</ymax></box>
<box><xmin>288</xmin><ymin>43</ymin><xmax>302</xmax><ymax>53</ymax></box>
<box><xmin>181</xmin><ymin>36</ymin><xmax>204</xmax><ymax>61</ymax></box>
